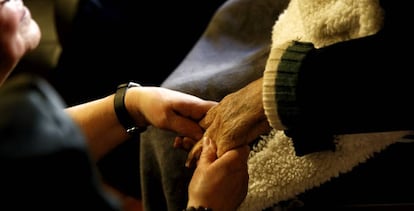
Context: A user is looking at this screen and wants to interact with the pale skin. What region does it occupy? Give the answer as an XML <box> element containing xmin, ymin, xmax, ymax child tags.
<box><xmin>0</xmin><ymin>0</ymin><xmax>251</xmax><ymax>210</ymax></box>
<box><xmin>0</xmin><ymin>0</ymin><xmax>41</xmax><ymax>84</ymax></box>
<box><xmin>67</xmin><ymin>86</ymin><xmax>217</xmax><ymax>160</ymax></box>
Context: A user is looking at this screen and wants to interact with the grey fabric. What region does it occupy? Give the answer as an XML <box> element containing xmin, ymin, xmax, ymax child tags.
<box><xmin>139</xmin><ymin>0</ymin><xmax>290</xmax><ymax>210</ymax></box>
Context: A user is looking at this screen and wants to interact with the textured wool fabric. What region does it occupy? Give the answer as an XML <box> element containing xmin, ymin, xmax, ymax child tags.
<box><xmin>239</xmin><ymin>130</ymin><xmax>411</xmax><ymax>211</ymax></box>
<box><xmin>249</xmin><ymin>0</ymin><xmax>409</xmax><ymax>210</ymax></box>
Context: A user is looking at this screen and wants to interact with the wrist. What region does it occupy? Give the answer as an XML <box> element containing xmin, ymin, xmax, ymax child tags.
<box><xmin>114</xmin><ymin>82</ymin><xmax>147</xmax><ymax>136</ymax></box>
<box><xmin>124</xmin><ymin>86</ymin><xmax>148</xmax><ymax>128</ymax></box>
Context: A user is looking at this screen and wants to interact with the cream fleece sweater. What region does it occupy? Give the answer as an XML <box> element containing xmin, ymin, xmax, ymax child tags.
<box><xmin>239</xmin><ymin>0</ymin><xmax>412</xmax><ymax>210</ymax></box>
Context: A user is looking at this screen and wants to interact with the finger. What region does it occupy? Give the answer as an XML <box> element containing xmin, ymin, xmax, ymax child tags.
<box><xmin>169</xmin><ymin>115</ymin><xmax>204</xmax><ymax>140</ymax></box>
<box><xmin>182</xmin><ymin>137</ymin><xmax>197</xmax><ymax>150</ymax></box>
<box><xmin>173</xmin><ymin>136</ymin><xmax>184</xmax><ymax>149</ymax></box>
<box><xmin>174</xmin><ymin>100</ymin><xmax>217</xmax><ymax>120</ymax></box>
<box><xmin>196</xmin><ymin>137</ymin><xmax>217</xmax><ymax>167</ymax></box>
<box><xmin>198</xmin><ymin>109</ymin><xmax>214</xmax><ymax>129</ymax></box>
<box><xmin>185</xmin><ymin>141</ymin><xmax>204</xmax><ymax>168</ymax></box>
<box><xmin>220</xmin><ymin>145</ymin><xmax>251</xmax><ymax>165</ymax></box>
<box><xmin>174</xmin><ymin>136</ymin><xmax>197</xmax><ymax>151</ymax></box>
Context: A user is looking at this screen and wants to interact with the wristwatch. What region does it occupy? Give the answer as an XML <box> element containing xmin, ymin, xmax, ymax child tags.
<box><xmin>114</xmin><ymin>82</ymin><xmax>144</xmax><ymax>135</ymax></box>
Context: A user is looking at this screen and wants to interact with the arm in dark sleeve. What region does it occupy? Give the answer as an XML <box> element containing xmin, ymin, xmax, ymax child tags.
<box><xmin>276</xmin><ymin>1</ymin><xmax>414</xmax><ymax>155</ymax></box>
<box><xmin>0</xmin><ymin>74</ymin><xmax>121</xmax><ymax>210</ymax></box>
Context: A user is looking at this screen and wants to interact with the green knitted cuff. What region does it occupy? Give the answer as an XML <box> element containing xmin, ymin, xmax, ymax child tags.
<box><xmin>275</xmin><ymin>41</ymin><xmax>314</xmax><ymax>129</ymax></box>
<box><xmin>263</xmin><ymin>42</ymin><xmax>292</xmax><ymax>130</ymax></box>
<box><xmin>276</xmin><ymin>41</ymin><xmax>337</xmax><ymax>156</ymax></box>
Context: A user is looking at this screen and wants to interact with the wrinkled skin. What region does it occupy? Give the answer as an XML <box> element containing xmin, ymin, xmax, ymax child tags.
<box><xmin>176</xmin><ymin>78</ymin><xmax>271</xmax><ymax>167</ymax></box>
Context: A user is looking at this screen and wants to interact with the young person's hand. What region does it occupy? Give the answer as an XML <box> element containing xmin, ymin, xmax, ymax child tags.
<box><xmin>126</xmin><ymin>86</ymin><xmax>217</xmax><ymax>141</ymax></box>
<box><xmin>187</xmin><ymin>137</ymin><xmax>250</xmax><ymax>211</ymax></box>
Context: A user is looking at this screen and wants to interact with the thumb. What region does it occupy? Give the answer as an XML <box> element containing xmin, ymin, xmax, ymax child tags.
<box><xmin>196</xmin><ymin>137</ymin><xmax>217</xmax><ymax>167</ymax></box>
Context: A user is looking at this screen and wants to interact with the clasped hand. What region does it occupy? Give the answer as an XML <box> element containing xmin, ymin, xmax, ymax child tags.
<box><xmin>174</xmin><ymin>78</ymin><xmax>271</xmax><ymax>167</ymax></box>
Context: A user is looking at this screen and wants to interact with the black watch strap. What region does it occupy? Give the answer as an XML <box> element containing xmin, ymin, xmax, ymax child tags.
<box><xmin>114</xmin><ymin>82</ymin><xmax>143</xmax><ymax>135</ymax></box>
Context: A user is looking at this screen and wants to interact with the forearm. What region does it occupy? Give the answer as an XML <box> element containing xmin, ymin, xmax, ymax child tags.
<box><xmin>274</xmin><ymin>36</ymin><xmax>413</xmax><ymax>129</ymax></box>
<box><xmin>263</xmin><ymin>31</ymin><xmax>414</xmax><ymax>155</ymax></box>
<box><xmin>65</xmin><ymin>94</ymin><xmax>129</xmax><ymax>161</ymax></box>
<box><xmin>66</xmin><ymin>84</ymin><xmax>214</xmax><ymax>161</ymax></box>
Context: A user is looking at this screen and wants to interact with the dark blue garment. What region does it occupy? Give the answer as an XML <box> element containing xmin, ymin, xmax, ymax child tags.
<box><xmin>0</xmin><ymin>74</ymin><xmax>120</xmax><ymax>210</ymax></box>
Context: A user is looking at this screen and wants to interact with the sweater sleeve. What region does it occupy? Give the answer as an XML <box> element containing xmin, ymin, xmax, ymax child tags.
<box><xmin>0</xmin><ymin>74</ymin><xmax>121</xmax><ymax>210</ymax></box>
<box><xmin>263</xmin><ymin>2</ymin><xmax>414</xmax><ymax>155</ymax></box>
<box><xmin>264</xmin><ymin>41</ymin><xmax>337</xmax><ymax>156</ymax></box>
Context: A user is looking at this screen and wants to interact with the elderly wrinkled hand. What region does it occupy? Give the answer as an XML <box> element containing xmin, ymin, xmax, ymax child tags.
<box><xmin>180</xmin><ymin>78</ymin><xmax>271</xmax><ymax>167</ymax></box>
